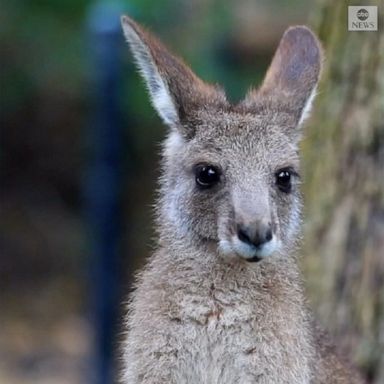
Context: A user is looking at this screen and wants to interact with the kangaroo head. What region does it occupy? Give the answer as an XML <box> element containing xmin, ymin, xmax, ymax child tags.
<box><xmin>122</xmin><ymin>16</ymin><xmax>322</xmax><ymax>262</ymax></box>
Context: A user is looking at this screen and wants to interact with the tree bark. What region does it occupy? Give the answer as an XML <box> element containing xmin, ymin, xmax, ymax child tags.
<box><xmin>302</xmin><ymin>1</ymin><xmax>384</xmax><ymax>382</ymax></box>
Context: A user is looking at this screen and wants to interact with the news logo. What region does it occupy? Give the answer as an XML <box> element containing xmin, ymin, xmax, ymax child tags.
<box><xmin>348</xmin><ymin>6</ymin><xmax>378</xmax><ymax>31</ymax></box>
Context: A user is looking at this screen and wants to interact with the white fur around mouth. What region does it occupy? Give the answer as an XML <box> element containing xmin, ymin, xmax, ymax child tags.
<box><xmin>219</xmin><ymin>236</ymin><xmax>279</xmax><ymax>261</ymax></box>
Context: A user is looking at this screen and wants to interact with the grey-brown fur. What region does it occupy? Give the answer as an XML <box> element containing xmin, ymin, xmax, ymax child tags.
<box><xmin>120</xmin><ymin>15</ymin><xmax>364</xmax><ymax>384</ymax></box>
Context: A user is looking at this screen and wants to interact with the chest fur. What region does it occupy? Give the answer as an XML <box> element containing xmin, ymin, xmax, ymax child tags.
<box><xmin>126</xmin><ymin>256</ymin><xmax>313</xmax><ymax>383</ymax></box>
<box><xmin>164</xmin><ymin>282</ymin><xmax>312</xmax><ymax>383</ymax></box>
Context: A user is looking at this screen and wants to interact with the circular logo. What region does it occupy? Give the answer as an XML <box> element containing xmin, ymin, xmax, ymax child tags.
<box><xmin>357</xmin><ymin>8</ymin><xmax>369</xmax><ymax>21</ymax></box>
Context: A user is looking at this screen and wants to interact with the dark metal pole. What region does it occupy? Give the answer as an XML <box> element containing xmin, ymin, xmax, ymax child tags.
<box><xmin>86</xmin><ymin>2</ymin><xmax>124</xmax><ymax>383</ymax></box>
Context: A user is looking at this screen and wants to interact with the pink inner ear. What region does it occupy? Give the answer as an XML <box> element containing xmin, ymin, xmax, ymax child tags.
<box><xmin>279</xmin><ymin>27</ymin><xmax>321</xmax><ymax>86</ymax></box>
<box><xmin>260</xmin><ymin>26</ymin><xmax>322</xmax><ymax>101</ymax></box>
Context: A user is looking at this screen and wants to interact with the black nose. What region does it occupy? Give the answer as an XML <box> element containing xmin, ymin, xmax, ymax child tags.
<box><xmin>237</xmin><ymin>222</ymin><xmax>273</xmax><ymax>248</ymax></box>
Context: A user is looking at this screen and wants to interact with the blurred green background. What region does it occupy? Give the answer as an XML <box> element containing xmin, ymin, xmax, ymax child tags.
<box><xmin>1</xmin><ymin>1</ymin><xmax>382</xmax><ymax>383</ymax></box>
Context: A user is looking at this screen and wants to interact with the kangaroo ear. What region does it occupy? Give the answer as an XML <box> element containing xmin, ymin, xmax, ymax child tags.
<box><xmin>121</xmin><ymin>15</ymin><xmax>226</xmax><ymax>134</ymax></box>
<box><xmin>245</xmin><ymin>26</ymin><xmax>322</xmax><ymax>126</ymax></box>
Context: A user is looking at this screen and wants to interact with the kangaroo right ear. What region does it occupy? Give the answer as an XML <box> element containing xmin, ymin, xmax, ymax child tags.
<box><xmin>121</xmin><ymin>15</ymin><xmax>226</xmax><ymax>135</ymax></box>
<box><xmin>245</xmin><ymin>26</ymin><xmax>322</xmax><ymax>127</ymax></box>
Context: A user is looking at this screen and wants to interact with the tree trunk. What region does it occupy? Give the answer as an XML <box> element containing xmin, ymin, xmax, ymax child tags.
<box><xmin>302</xmin><ymin>1</ymin><xmax>384</xmax><ymax>382</ymax></box>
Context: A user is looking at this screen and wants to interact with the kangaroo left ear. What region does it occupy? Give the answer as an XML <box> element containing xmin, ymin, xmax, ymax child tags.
<box><xmin>121</xmin><ymin>15</ymin><xmax>227</xmax><ymax>137</ymax></box>
<box><xmin>245</xmin><ymin>26</ymin><xmax>323</xmax><ymax>127</ymax></box>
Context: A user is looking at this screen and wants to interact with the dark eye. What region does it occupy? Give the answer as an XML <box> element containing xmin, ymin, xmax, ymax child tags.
<box><xmin>195</xmin><ymin>164</ymin><xmax>221</xmax><ymax>189</ymax></box>
<box><xmin>275</xmin><ymin>169</ymin><xmax>292</xmax><ymax>193</ymax></box>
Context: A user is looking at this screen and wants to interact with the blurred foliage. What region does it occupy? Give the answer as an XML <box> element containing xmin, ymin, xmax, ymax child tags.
<box><xmin>1</xmin><ymin>1</ymin><xmax>89</xmax><ymax>114</ymax></box>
